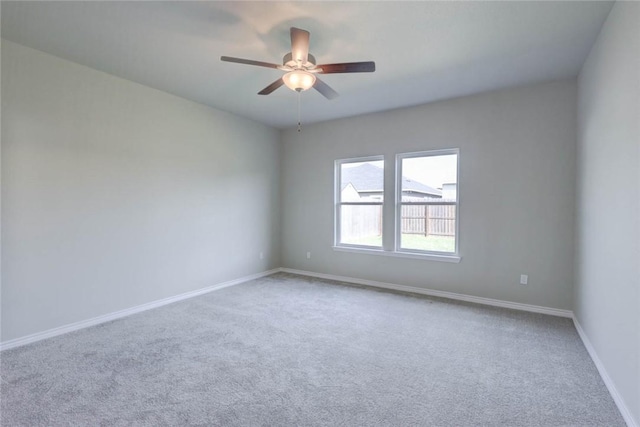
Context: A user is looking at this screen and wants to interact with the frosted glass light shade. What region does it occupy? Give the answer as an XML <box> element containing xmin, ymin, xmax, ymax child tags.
<box><xmin>282</xmin><ymin>70</ymin><xmax>316</xmax><ymax>92</ymax></box>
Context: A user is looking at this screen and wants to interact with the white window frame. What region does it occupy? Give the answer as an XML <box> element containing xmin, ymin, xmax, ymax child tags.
<box><xmin>395</xmin><ymin>149</ymin><xmax>460</xmax><ymax>257</ymax></box>
<box><xmin>334</xmin><ymin>155</ymin><xmax>385</xmax><ymax>249</ymax></box>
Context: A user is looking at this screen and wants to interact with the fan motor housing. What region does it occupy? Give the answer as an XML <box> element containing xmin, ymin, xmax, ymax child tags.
<box><xmin>283</xmin><ymin>52</ymin><xmax>316</xmax><ymax>69</ymax></box>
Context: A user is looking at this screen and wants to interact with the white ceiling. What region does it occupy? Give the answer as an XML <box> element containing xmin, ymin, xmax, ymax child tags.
<box><xmin>1</xmin><ymin>1</ymin><xmax>613</xmax><ymax>129</ymax></box>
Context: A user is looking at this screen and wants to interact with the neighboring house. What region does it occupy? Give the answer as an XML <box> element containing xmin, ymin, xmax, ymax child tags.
<box><xmin>341</xmin><ymin>162</ymin><xmax>442</xmax><ymax>201</ymax></box>
<box><xmin>341</xmin><ymin>183</ymin><xmax>361</xmax><ymax>202</ymax></box>
<box><xmin>442</xmin><ymin>183</ymin><xmax>457</xmax><ymax>200</ymax></box>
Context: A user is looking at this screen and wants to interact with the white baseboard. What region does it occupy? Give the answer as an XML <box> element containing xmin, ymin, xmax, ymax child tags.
<box><xmin>0</xmin><ymin>268</ymin><xmax>280</xmax><ymax>352</ymax></box>
<box><xmin>280</xmin><ymin>268</ymin><xmax>637</xmax><ymax>426</ymax></box>
<box><xmin>3</xmin><ymin>266</ymin><xmax>634</xmax><ymax>426</ymax></box>
<box><xmin>280</xmin><ymin>268</ymin><xmax>573</xmax><ymax>318</ymax></box>
<box><xmin>573</xmin><ymin>317</ymin><xmax>638</xmax><ymax>427</ymax></box>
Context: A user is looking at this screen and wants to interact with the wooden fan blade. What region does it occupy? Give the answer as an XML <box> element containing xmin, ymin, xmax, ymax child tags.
<box><xmin>290</xmin><ymin>27</ymin><xmax>310</xmax><ymax>64</ymax></box>
<box><xmin>258</xmin><ymin>78</ymin><xmax>285</xmax><ymax>95</ymax></box>
<box><xmin>318</xmin><ymin>61</ymin><xmax>376</xmax><ymax>74</ymax></box>
<box><xmin>220</xmin><ymin>56</ymin><xmax>280</xmax><ymax>69</ymax></box>
<box><xmin>313</xmin><ymin>77</ymin><xmax>339</xmax><ymax>100</ymax></box>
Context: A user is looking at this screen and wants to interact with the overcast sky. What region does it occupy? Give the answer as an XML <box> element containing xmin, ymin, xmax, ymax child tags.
<box><xmin>402</xmin><ymin>154</ymin><xmax>457</xmax><ymax>189</ymax></box>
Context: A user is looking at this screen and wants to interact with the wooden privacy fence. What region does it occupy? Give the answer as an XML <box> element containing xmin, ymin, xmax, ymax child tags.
<box><xmin>340</xmin><ymin>205</ymin><xmax>383</xmax><ymax>240</ymax></box>
<box><xmin>402</xmin><ymin>205</ymin><xmax>456</xmax><ymax>237</ymax></box>
<box><xmin>340</xmin><ymin>204</ymin><xmax>455</xmax><ymax>240</ymax></box>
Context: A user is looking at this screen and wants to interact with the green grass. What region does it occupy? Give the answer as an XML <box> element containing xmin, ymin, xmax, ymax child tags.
<box><xmin>401</xmin><ymin>234</ymin><xmax>455</xmax><ymax>252</ymax></box>
<box><xmin>342</xmin><ymin>234</ymin><xmax>455</xmax><ymax>253</ymax></box>
<box><xmin>341</xmin><ymin>235</ymin><xmax>383</xmax><ymax>247</ymax></box>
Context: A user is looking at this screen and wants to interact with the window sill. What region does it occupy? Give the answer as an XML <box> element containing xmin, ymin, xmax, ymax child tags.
<box><xmin>332</xmin><ymin>246</ymin><xmax>461</xmax><ymax>263</ymax></box>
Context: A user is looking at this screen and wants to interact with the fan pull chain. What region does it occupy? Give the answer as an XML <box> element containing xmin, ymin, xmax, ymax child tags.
<box><xmin>297</xmin><ymin>90</ymin><xmax>302</xmax><ymax>132</ymax></box>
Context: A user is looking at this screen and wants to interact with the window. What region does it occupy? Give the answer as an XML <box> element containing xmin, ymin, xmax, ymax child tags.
<box><xmin>335</xmin><ymin>156</ymin><xmax>384</xmax><ymax>248</ymax></box>
<box><xmin>396</xmin><ymin>150</ymin><xmax>459</xmax><ymax>255</ymax></box>
<box><xmin>334</xmin><ymin>149</ymin><xmax>459</xmax><ymax>262</ymax></box>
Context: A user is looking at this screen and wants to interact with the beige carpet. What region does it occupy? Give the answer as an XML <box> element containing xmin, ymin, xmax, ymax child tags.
<box><xmin>0</xmin><ymin>273</ymin><xmax>625</xmax><ymax>426</ymax></box>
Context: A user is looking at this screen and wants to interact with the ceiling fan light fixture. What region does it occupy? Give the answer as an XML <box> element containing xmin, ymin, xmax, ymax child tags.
<box><xmin>282</xmin><ymin>70</ymin><xmax>316</xmax><ymax>92</ymax></box>
<box><xmin>221</xmin><ymin>27</ymin><xmax>375</xmax><ymax>100</ymax></box>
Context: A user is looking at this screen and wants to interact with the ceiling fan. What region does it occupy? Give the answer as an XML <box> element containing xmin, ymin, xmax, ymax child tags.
<box><xmin>221</xmin><ymin>27</ymin><xmax>375</xmax><ymax>100</ymax></box>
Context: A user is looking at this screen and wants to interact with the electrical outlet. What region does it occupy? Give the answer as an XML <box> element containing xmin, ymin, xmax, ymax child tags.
<box><xmin>306</xmin><ymin>252</ymin><xmax>311</xmax><ymax>259</ymax></box>
<box><xmin>259</xmin><ymin>252</ymin><xmax>264</xmax><ymax>260</ymax></box>
<box><xmin>520</xmin><ymin>274</ymin><xmax>528</xmax><ymax>285</ymax></box>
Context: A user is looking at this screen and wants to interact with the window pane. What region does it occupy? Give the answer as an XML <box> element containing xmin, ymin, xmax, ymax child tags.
<box><xmin>400</xmin><ymin>205</ymin><xmax>456</xmax><ymax>253</ymax></box>
<box><xmin>340</xmin><ymin>160</ymin><xmax>384</xmax><ymax>202</ymax></box>
<box><xmin>401</xmin><ymin>154</ymin><xmax>457</xmax><ymax>202</ymax></box>
<box><xmin>340</xmin><ymin>205</ymin><xmax>383</xmax><ymax>247</ymax></box>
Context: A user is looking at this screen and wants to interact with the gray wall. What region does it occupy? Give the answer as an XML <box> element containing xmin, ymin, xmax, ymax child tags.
<box><xmin>1</xmin><ymin>40</ymin><xmax>281</xmax><ymax>342</ymax></box>
<box><xmin>576</xmin><ymin>1</ymin><xmax>640</xmax><ymax>424</ymax></box>
<box><xmin>281</xmin><ymin>79</ymin><xmax>577</xmax><ymax>310</ymax></box>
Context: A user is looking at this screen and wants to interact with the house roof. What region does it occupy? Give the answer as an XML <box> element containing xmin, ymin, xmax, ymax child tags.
<box><xmin>341</xmin><ymin>163</ymin><xmax>441</xmax><ymax>197</ymax></box>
